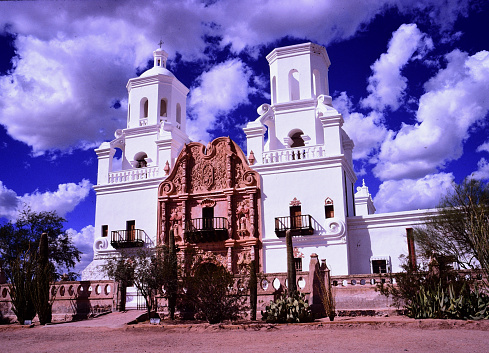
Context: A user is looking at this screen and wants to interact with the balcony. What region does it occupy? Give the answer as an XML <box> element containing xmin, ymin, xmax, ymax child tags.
<box><xmin>184</xmin><ymin>217</ymin><xmax>229</xmax><ymax>243</ymax></box>
<box><xmin>110</xmin><ymin>229</ymin><xmax>145</xmax><ymax>249</ymax></box>
<box><xmin>274</xmin><ymin>215</ymin><xmax>314</xmax><ymax>237</ymax></box>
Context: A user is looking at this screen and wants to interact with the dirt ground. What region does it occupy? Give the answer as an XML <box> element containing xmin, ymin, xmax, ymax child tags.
<box><xmin>1</xmin><ymin>315</ymin><xmax>489</xmax><ymax>353</ymax></box>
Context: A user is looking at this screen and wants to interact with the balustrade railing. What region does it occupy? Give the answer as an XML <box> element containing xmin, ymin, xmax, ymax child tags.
<box><xmin>108</xmin><ymin>166</ymin><xmax>159</xmax><ymax>184</ymax></box>
<box><xmin>110</xmin><ymin>229</ymin><xmax>145</xmax><ymax>248</ymax></box>
<box><xmin>262</xmin><ymin>145</ymin><xmax>325</xmax><ymax>164</ymax></box>
<box><xmin>184</xmin><ymin>217</ymin><xmax>229</xmax><ymax>243</ymax></box>
<box><xmin>274</xmin><ymin>215</ymin><xmax>314</xmax><ymax>237</ymax></box>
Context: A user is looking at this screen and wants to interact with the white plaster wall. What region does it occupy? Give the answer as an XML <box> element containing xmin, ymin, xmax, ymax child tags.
<box><xmin>273</xmin><ymin>106</ymin><xmax>318</xmax><ymax>146</ymax></box>
<box><xmin>263</xmin><ymin>239</ymin><xmax>349</xmax><ymax>275</ymax></box>
<box><xmin>93</xmin><ymin>183</ymin><xmax>161</xmax><ymax>249</ymax></box>
<box><xmin>347</xmin><ymin>209</ymin><xmax>436</xmax><ymax>274</ymax></box>
<box><xmin>124</xmin><ymin>132</ymin><xmax>158</xmax><ymax>167</ymax></box>
<box><xmin>258</xmin><ymin>160</ymin><xmax>351</xmax><ymax>275</ymax></box>
<box><xmin>127</xmin><ymin>85</ymin><xmax>160</xmax><ymax>128</ymax></box>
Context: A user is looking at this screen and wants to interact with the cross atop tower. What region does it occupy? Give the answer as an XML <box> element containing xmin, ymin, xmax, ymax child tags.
<box><xmin>158</xmin><ymin>39</ymin><xmax>164</xmax><ymax>49</ymax></box>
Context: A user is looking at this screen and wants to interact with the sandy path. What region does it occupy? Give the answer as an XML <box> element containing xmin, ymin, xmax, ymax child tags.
<box><xmin>1</xmin><ymin>318</ymin><xmax>488</xmax><ymax>353</ymax></box>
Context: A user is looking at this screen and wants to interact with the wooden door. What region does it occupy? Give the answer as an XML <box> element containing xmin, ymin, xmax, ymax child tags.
<box><xmin>202</xmin><ymin>207</ymin><xmax>214</xmax><ymax>230</ymax></box>
<box><xmin>126</xmin><ymin>220</ymin><xmax>136</xmax><ymax>241</ymax></box>
<box><xmin>289</xmin><ymin>206</ymin><xmax>302</xmax><ymax>229</ymax></box>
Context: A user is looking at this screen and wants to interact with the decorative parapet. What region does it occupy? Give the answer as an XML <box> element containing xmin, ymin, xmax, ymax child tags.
<box><xmin>262</xmin><ymin>144</ymin><xmax>325</xmax><ymax>164</ymax></box>
<box><xmin>108</xmin><ymin>166</ymin><xmax>159</xmax><ymax>184</ymax></box>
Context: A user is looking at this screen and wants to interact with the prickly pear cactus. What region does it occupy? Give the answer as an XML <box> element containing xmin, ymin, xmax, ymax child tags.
<box><xmin>261</xmin><ymin>291</ymin><xmax>314</xmax><ymax>323</ymax></box>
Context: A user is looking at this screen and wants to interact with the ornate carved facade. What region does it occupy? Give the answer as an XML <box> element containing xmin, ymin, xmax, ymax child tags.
<box><xmin>158</xmin><ymin>137</ymin><xmax>261</xmax><ymax>273</ymax></box>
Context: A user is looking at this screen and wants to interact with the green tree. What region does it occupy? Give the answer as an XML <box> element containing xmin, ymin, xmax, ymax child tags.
<box><xmin>105</xmin><ymin>247</ymin><xmax>169</xmax><ymax>317</ymax></box>
<box><xmin>0</xmin><ymin>208</ymin><xmax>81</xmax><ymax>280</ymax></box>
<box><xmin>103</xmin><ymin>251</ymin><xmax>135</xmax><ymax>312</ymax></box>
<box><xmin>414</xmin><ymin>179</ymin><xmax>489</xmax><ymax>283</ymax></box>
<box><xmin>8</xmin><ymin>252</ymin><xmax>36</xmax><ymax>324</ymax></box>
<box><xmin>0</xmin><ymin>208</ymin><xmax>80</xmax><ymax>324</ymax></box>
<box><xmin>181</xmin><ymin>254</ymin><xmax>246</xmax><ymax>324</ymax></box>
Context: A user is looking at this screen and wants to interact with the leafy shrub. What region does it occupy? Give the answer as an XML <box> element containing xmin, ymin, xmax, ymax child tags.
<box><xmin>181</xmin><ymin>259</ymin><xmax>246</xmax><ymax>324</ymax></box>
<box><xmin>261</xmin><ymin>291</ymin><xmax>314</xmax><ymax>323</ymax></box>
<box><xmin>406</xmin><ymin>281</ymin><xmax>489</xmax><ymax>320</ymax></box>
<box><xmin>379</xmin><ymin>256</ymin><xmax>489</xmax><ymax>320</ymax></box>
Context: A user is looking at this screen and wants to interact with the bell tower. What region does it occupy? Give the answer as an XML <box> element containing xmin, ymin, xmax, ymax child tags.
<box><xmin>244</xmin><ymin>42</ymin><xmax>356</xmax><ymax>275</ymax></box>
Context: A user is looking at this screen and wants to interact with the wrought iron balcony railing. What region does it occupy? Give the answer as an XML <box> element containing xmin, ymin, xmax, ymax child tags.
<box><xmin>110</xmin><ymin>229</ymin><xmax>145</xmax><ymax>249</ymax></box>
<box><xmin>274</xmin><ymin>215</ymin><xmax>314</xmax><ymax>237</ymax></box>
<box><xmin>184</xmin><ymin>217</ymin><xmax>229</xmax><ymax>243</ymax></box>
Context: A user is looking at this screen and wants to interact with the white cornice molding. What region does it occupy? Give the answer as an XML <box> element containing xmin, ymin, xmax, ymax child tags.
<box><xmin>266</xmin><ymin>42</ymin><xmax>330</xmax><ymax>67</ymax></box>
<box><xmin>347</xmin><ymin>208</ymin><xmax>438</xmax><ymax>229</ymax></box>
<box><xmin>126</xmin><ymin>75</ymin><xmax>189</xmax><ymax>96</ymax></box>
<box><xmin>94</xmin><ymin>177</ymin><xmax>164</xmax><ymax>195</ymax></box>
<box><xmin>273</xmin><ymin>98</ymin><xmax>316</xmax><ymax>113</ymax></box>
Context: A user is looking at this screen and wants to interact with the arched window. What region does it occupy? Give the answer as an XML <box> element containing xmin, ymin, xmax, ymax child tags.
<box><xmin>313</xmin><ymin>69</ymin><xmax>320</xmax><ymax>97</ymax></box>
<box><xmin>272</xmin><ymin>76</ymin><xmax>277</xmax><ymax>104</ymax></box>
<box><xmin>288</xmin><ymin>69</ymin><xmax>300</xmax><ymax>101</ymax></box>
<box><xmin>176</xmin><ymin>103</ymin><xmax>181</xmax><ymax>125</ymax></box>
<box><xmin>140</xmin><ymin>98</ymin><xmax>148</xmax><ymax>119</ymax></box>
<box><xmin>160</xmin><ymin>99</ymin><xmax>167</xmax><ymax>117</ymax></box>
<box><xmin>134</xmin><ymin>152</ymin><xmax>147</xmax><ymax>168</ymax></box>
<box><xmin>290</xmin><ymin>130</ymin><xmax>305</xmax><ymax>148</ymax></box>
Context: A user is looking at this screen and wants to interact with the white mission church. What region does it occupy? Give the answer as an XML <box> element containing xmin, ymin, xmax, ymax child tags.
<box><xmin>82</xmin><ymin>42</ymin><xmax>432</xmax><ymax>281</ymax></box>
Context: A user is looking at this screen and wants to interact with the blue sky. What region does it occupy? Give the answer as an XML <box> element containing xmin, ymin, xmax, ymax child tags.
<box><xmin>1</xmin><ymin>0</ymin><xmax>489</xmax><ymax>274</ymax></box>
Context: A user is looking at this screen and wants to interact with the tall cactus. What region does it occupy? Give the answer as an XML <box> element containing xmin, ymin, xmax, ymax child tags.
<box><xmin>286</xmin><ymin>230</ymin><xmax>297</xmax><ymax>295</ymax></box>
<box><xmin>249</xmin><ymin>259</ymin><xmax>257</xmax><ymax>320</ymax></box>
<box><xmin>167</xmin><ymin>228</ymin><xmax>178</xmax><ymax>320</ymax></box>
<box><xmin>32</xmin><ymin>232</ymin><xmax>53</xmax><ymax>324</ymax></box>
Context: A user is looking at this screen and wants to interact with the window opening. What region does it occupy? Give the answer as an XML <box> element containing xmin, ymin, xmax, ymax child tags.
<box><xmin>288</xmin><ymin>69</ymin><xmax>300</xmax><ymax>101</ymax></box>
<box><xmin>101</xmin><ymin>225</ymin><xmax>108</xmax><ymax>237</ymax></box>
<box><xmin>325</xmin><ymin>205</ymin><xmax>334</xmax><ymax>218</ymax></box>
<box><xmin>126</xmin><ymin>220</ymin><xmax>135</xmax><ymax>242</ymax></box>
<box><xmin>290</xmin><ymin>131</ymin><xmax>305</xmax><ymax>148</ymax></box>
<box><xmin>272</xmin><ymin>76</ymin><xmax>277</xmax><ymax>104</ymax></box>
<box><xmin>372</xmin><ymin>260</ymin><xmax>388</xmax><ymax>274</ymax></box>
<box><xmin>294</xmin><ymin>258</ymin><xmax>302</xmax><ymax>271</ymax></box>
<box><xmin>143</xmin><ymin>100</ymin><xmax>148</xmax><ymax>118</ymax></box>
<box><xmin>160</xmin><ymin>99</ymin><xmax>167</xmax><ymax>117</ymax></box>
<box><xmin>313</xmin><ymin>69</ymin><xmax>320</xmax><ymax>97</ymax></box>
<box><xmin>176</xmin><ymin>103</ymin><xmax>181</xmax><ymax>125</ymax></box>
<box><xmin>134</xmin><ymin>152</ymin><xmax>147</xmax><ymax>168</ymax></box>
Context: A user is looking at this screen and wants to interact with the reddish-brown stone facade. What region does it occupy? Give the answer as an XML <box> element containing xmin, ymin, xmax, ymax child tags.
<box><xmin>158</xmin><ymin>137</ymin><xmax>261</xmax><ymax>273</ymax></box>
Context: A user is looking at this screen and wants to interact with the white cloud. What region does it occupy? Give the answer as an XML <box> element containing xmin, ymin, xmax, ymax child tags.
<box><xmin>335</xmin><ymin>92</ymin><xmax>389</xmax><ymax>160</ymax></box>
<box><xmin>187</xmin><ymin>59</ymin><xmax>254</xmax><ymax>142</ymax></box>
<box><xmin>470</xmin><ymin>158</ymin><xmax>489</xmax><ymax>181</ymax></box>
<box><xmin>0</xmin><ymin>179</ymin><xmax>92</xmax><ymax>220</ymax></box>
<box><xmin>373</xmin><ymin>50</ymin><xmax>489</xmax><ymax>180</ymax></box>
<box><xmin>476</xmin><ymin>140</ymin><xmax>489</xmax><ymax>153</ymax></box>
<box><xmin>0</xmin><ymin>0</ymin><xmax>473</xmax><ymax>154</ymax></box>
<box><xmin>373</xmin><ymin>172</ymin><xmax>454</xmax><ymax>213</ymax></box>
<box><xmin>361</xmin><ymin>24</ymin><xmax>433</xmax><ymax>111</ymax></box>
<box><xmin>0</xmin><ymin>181</ymin><xmax>21</xmax><ymax>219</ymax></box>
<box><xmin>20</xmin><ymin>179</ymin><xmax>92</xmax><ymax>217</ymax></box>
<box><xmin>67</xmin><ymin>225</ymin><xmax>95</xmax><ymax>276</ymax></box>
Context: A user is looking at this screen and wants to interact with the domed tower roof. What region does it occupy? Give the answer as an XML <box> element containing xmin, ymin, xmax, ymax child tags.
<box><xmin>140</xmin><ymin>47</ymin><xmax>174</xmax><ymax>78</ymax></box>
